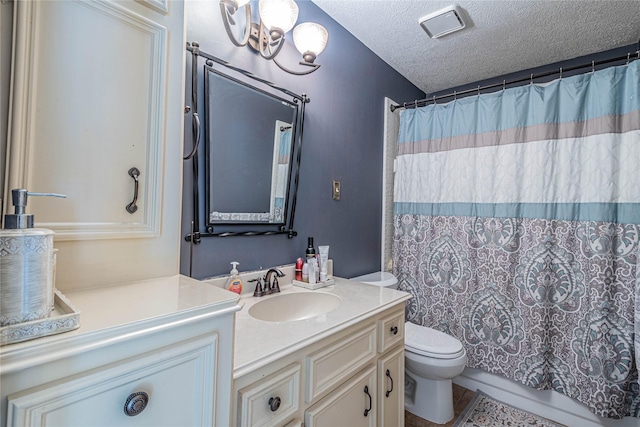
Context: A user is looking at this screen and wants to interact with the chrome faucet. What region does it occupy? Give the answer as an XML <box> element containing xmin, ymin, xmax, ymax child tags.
<box><xmin>263</xmin><ymin>268</ymin><xmax>285</xmax><ymax>295</ymax></box>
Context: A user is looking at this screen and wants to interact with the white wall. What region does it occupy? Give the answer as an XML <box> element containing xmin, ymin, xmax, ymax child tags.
<box><xmin>0</xmin><ymin>0</ymin><xmax>13</xmax><ymax>212</ymax></box>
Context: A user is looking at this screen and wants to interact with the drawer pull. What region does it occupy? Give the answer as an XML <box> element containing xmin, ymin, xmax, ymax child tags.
<box><xmin>363</xmin><ymin>385</ymin><xmax>372</xmax><ymax>417</ymax></box>
<box><xmin>390</xmin><ymin>326</ymin><xmax>398</xmax><ymax>335</ymax></box>
<box><xmin>268</xmin><ymin>396</ymin><xmax>281</xmax><ymax>412</ymax></box>
<box><xmin>124</xmin><ymin>391</ymin><xmax>148</xmax><ymax>416</ymax></box>
<box><xmin>126</xmin><ymin>167</ymin><xmax>141</xmax><ymax>214</ymax></box>
<box><xmin>385</xmin><ymin>369</ymin><xmax>394</xmax><ymax>397</ymax></box>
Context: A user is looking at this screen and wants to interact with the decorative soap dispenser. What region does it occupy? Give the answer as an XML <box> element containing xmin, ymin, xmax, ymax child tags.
<box><xmin>0</xmin><ymin>189</ymin><xmax>65</xmax><ymax>326</ymax></box>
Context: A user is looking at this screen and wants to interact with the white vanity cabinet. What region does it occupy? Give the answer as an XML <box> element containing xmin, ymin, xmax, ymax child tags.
<box><xmin>0</xmin><ymin>275</ymin><xmax>240</xmax><ymax>427</ymax></box>
<box><xmin>5</xmin><ymin>0</ymin><xmax>186</xmax><ymax>291</ymax></box>
<box><xmin>233</xmin><ymin>303</ymin><xmax>406</xmax><ymax>427</ymax></box>
<box><xmin>6</xmin><ymin>334</ymin><xmax>218</xmax><ymax>426</ymax></box>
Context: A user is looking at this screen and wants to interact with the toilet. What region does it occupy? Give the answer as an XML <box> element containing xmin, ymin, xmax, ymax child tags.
<box><xmin>352</xmin><ymin>271</ymin><xmax>467</xmax><ymax>424</ymax></box>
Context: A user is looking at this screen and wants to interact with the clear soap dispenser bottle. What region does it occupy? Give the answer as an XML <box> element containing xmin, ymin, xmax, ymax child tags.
<box><xmin>225</xmin><ymin>261</ymin><xmax>243</xmax><ymax>295</ymax></box>
<box><xmin>0</xmin><ymin>189</ymin><xmax>66</xmax><ymax>327</ymax></box>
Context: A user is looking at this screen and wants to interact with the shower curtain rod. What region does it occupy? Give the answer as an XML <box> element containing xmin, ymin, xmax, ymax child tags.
<box><xmin>391</xmin><ymin>48</ymin><xmax>640</xmax><ymax>112</ymax></box>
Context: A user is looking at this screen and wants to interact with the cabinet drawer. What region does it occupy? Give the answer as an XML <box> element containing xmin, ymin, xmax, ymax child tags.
<box><xmin>6</xmin><ymin>334</ymin><xmax>218</xmax><ymax>427</ymax></box>
<box><xmin>305</xmin><ymin>324</ymin><xmax>376</xmax><ymax>403</ymax></box>
<box><xmin>378</xmin><ymin>311</ymin><xmax>405</xmax><ymax>353</ymax></box>
<box><xmin>304</xmin><ymin>365</ymin><xmax>377</xmax><ymax>427</ymax></box>
<box><xmin>238</xmin><ymin>363</ymin><xmax>301</xmax><ymax>427</ymax></box>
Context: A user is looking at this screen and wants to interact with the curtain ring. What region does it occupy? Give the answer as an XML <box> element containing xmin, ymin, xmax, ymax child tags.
<box><xmin>627</xmin><ymin>53</ymin><xmax>631</xmax><ymax>65</ymax></box>
<box><xmin>503</xmin><ymin>80</ymin><xmax>506</xmax><ymax>91</ymax></box>
<box><xmin>530</xmin><ymin>74</ymin><xmax>534</xmax><ymax>85</ymax></box>
<box><xmin>454</xmin><ymin>91</ymin><xmax>457</xmax><ymax>100</ymax></box>
<box><xmin>415</xmin><ymin>100</ymin><xmax>418</xmax><ymax>108</ymax></box>
<box><xmin>433</xmin><ymin>95</ymin><xmax>436</xmax><ymax>105</ymax></box>
<box><xmin>559</xmin><ymin>68</ymin><xmax>562</xmax><ymax>79</ymax></box>
<box><xmin>592</xmin><ymin>61</ymin><xmax>595</xmax><ymax>73</ymax></box>
<box><xmin>403</xmin><ymin>102</ymin><xmax>407</xmax><ymax>109</ymax></box>
<box><xmin>477</xmin><ymin>85</ymin><xmax>481</xmax><ymax>96</ymax></box>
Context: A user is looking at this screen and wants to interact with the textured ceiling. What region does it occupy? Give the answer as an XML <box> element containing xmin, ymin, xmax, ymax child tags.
<box><xmin>311</xmin><ymin>0</ymin><xmax>640</xmax><ymax>94</ymax></box>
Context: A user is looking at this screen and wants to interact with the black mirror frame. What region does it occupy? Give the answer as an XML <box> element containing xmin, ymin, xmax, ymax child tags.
<box><xmin>184</xmin><ymin>42</ymin><xmax>308</xmax><ymax>243</ymax></box>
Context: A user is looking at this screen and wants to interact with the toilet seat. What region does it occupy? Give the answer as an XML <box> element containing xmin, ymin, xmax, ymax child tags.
<box><xmin>405</xmin><ymin>321</ymin><xmax>465</xmax><ymax>359</ymax></box>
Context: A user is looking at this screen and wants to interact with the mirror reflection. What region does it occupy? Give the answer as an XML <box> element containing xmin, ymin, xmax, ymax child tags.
<box><xmin>205</xmin><ymin>67</ymin><xmax>298</xmax><ymax>225</ymax></box>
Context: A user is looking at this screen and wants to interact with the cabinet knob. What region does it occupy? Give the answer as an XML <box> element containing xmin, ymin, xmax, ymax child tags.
<box><xmin>124</xmin><ymin>391</ymin><xmax>149</xmax><ymax>416</ymax></box>
<box><xmin>390</xmin><ymin>326</ymin><xmax>398</xmax><ymax>335</ymax></box>
<box><xmin>268</xmin><ymin>396</ymin><xmax>281</xmax><ymax>412</ymax></box>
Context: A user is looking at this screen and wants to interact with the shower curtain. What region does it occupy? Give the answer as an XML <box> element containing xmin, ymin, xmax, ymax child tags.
<box><xmin>393</xmin><ymin>60</ymin><xmax>640</xmax><ymax>419</ymax></box>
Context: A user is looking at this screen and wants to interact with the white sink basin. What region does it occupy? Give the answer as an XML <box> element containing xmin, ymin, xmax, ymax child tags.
<box><xmin>248</xmin><ymin>292</ymin><xmax>342</xmax><ymax>322</ymax></box>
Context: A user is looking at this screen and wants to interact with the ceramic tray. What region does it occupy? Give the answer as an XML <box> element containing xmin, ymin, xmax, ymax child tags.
<box><xmin>0</xmin><ymin>289</ymin><xmax>80</xmax><ymax>346</ymax></box>
<box><xmin>292</xmin><ymin>278</ymin><xmax>335</xmax><ymax>290</ymax></box>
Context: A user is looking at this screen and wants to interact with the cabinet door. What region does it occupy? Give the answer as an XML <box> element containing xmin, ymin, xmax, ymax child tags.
<box><xmin>5</xmin><ymin>0</ymin><xmax>185</xmax><ymax>290</ymax></box>
<box><xmin>6</xmin><ymin>334</ymin><xmax>217</xmax><ymax>427</ymax></box>
<box><xmin>378</xmin><ymin>346</ymin><xmax>404</xmax><ymax>427</ymax></box>
<box><xmin>304</xmin><ymin>365</ymin><xmax>376</xmax><ymax>427</ymax></box>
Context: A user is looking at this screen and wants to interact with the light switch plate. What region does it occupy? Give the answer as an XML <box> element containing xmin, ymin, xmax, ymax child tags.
<box><xmin>332</xmin><ymin>180</ymin><xmax>341</xmax><ymax>200</ymax></box>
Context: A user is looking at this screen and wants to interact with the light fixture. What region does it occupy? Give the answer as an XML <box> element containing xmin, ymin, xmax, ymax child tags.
<box><xmin>219</xmin><ymin>0</ymin><xmax>329</xmax><ymax>75</ymax></box>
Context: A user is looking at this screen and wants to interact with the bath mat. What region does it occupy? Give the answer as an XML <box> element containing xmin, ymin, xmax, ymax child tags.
<box><xmin>452</xmin><ymin>390</ymin><xmax>566</xmax><ymax>427</ymax></box>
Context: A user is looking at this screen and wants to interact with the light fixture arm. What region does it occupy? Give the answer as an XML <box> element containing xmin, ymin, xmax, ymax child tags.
<box><xmin>220</xmin><ymin>0</ymin><xmax>251</xmax><ymax>47</ymax></box>
<box><xmin>258</xmin><ymin>21</ymin><xmax>286</xmax><ymax>60</ymax></box>
<box><xmin>272</xmin><ymin>57</ymin><xmax>321</xmax><ymax>76</ymax></box>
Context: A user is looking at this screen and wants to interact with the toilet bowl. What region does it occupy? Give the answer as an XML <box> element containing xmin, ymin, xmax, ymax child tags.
<box><xmin>351</xmin><ymin>271</ymin><xmax>467</xmax><ymax>424</ymax></box>
<box><xmin>404</xmin><ymin>321</ymin><xmax>467</xmax><ymax>424</ymax></box>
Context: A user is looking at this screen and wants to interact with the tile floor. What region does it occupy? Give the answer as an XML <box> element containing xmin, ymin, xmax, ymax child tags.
<box><xmin>405</xmin><ymin>384</ymin><xmax>475</xmax><ymax>427</ymax></box>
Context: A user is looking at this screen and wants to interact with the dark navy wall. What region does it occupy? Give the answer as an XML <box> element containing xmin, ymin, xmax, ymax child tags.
<box><xmin>180</xmin><ymin>1</ymin><xmax>425</xmax><ymax>279</ymax></box>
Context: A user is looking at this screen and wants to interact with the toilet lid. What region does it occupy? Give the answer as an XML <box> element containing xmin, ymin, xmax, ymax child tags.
<box><xmin>404</xmin><ymin>321</ymin><xmax>465</xmax><ymax>359</ymax></box>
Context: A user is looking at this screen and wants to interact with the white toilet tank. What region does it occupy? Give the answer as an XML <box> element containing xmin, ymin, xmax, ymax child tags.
<box><xmin>351</xmin><ymin>271</ymin><xmax>398</xmax><ymax>289</ymax></box>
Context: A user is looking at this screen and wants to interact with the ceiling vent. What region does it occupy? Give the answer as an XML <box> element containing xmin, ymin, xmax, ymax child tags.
<box><xmin>419</xmin><ymin>5</ymin><xmax>466</xmax><ymax>39</ymax></box>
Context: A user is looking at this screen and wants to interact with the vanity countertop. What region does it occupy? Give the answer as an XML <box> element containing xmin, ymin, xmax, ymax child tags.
<box><xmin>232</xmin><ymin>277</ymin><xmax>411</xmax><ymax>378</ymax></box>
<box><xmin>0</xmin><ymin>274</ymin><xmax>241</xmax><ymax>372</ymax></box>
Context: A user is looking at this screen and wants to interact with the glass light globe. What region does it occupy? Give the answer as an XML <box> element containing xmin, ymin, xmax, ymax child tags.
<box><xmin>235</xmin><ymin>0</ymin><xmax>250</xmax><ymax>6</ymax></box>
<box><xmin>293</xmin><ymin>22</ymin><xmax>328</xmax><ymax>63</ymax></box>
<box><xmin>259</xmin><ymin>0</ymin><xmax>299</xmax><ymax>34</ymax></box>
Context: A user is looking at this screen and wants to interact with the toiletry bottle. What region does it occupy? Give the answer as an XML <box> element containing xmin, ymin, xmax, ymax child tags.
<box><xmin>295</xmin><ymin>257</ymin><xmax>303</xmax><ymax>281</ymax></box>
<box><xmin>308</xmin><ymin>258</ymin><xmax>317</xmax><ymax>285</ymax></box>
<box><xmin>225</xmin><ymin>261</ymin><xmax>243</xmax><ymax>294</ymax></box>
<box><xmin>306</xmin><ymin>237</ymin><xmax>316</xmax><ymax>259</ymax></box>
<box><xmin>1</xmin><ymin>189</ymin><xmax>65</xmax><ymax>327</ymax></box>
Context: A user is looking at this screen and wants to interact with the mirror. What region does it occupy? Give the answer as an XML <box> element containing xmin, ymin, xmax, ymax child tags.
<box><xmin>204</xmin><ymin>64</ymin><xmax>302</xmax><ymax>234</ymax></box>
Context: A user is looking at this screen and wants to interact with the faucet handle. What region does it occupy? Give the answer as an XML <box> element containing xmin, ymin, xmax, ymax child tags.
<box><xmin>272</xmin><ymin>276</ymin><xmax>281</xmax><ymax>293</ymax></box>
<box><xmin>248</xmin><ymin>277</ymin><xmax>264</xmax><ymax>297</ymax></box>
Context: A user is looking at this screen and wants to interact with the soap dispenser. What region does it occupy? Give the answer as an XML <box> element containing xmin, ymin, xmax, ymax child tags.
<box><xmin>0</xmin><ymin>189</ymin><xmax>66</xmax><ymax>326</ymax></box>
<box><xmin>225</xmin><ymin>261</ymin><xmax>243</xmax><ymax>295</ymax></box>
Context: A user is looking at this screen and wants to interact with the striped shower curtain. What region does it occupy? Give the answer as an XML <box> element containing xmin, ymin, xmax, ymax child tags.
<box><xmin>392</xmin><ymin>60</ymin><xmax>640</xmax><ymax>419</ymax></box>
